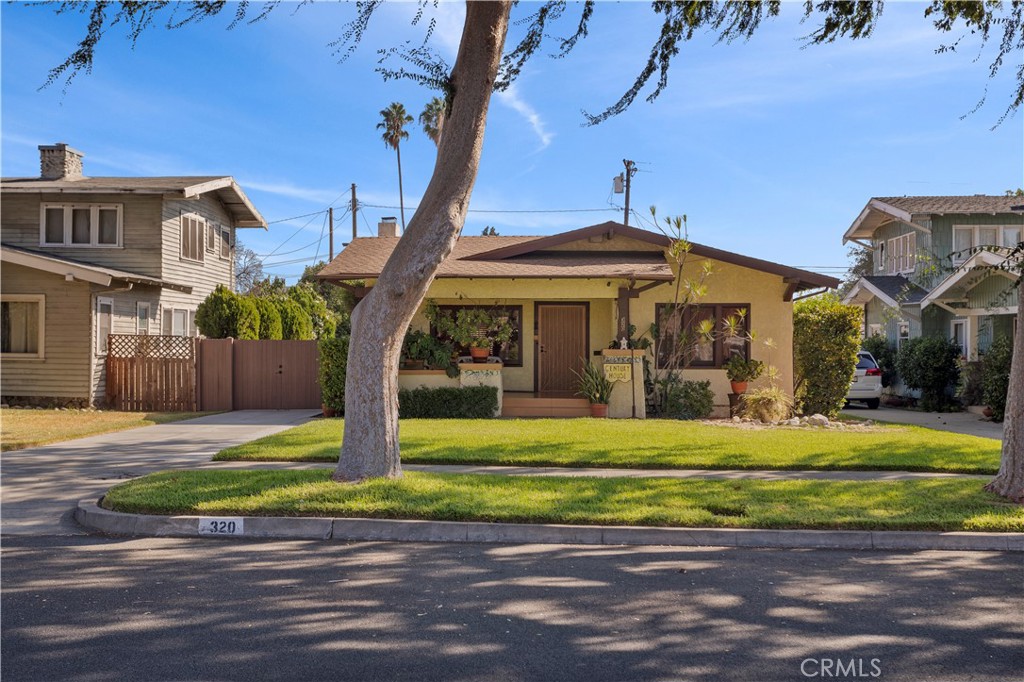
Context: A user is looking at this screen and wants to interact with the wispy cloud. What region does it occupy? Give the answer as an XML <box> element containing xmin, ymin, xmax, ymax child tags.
<box><xmin>240</xmin><ymin>179</ymin><xmax>346</xmax><ymax>205</ymax></box>
<box><xmin>496</xmin><ymin>84</ymin><xmax>554</xmax><ymax>150</ymax></box>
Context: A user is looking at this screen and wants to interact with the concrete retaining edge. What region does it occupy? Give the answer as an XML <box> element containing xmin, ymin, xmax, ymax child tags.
<box><xmin>76</xmin><ymin>500</ymin><xmax>1024</xmax><ymax>552</ymax></box>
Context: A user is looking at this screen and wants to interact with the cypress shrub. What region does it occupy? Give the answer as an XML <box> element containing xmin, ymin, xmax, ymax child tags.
<box><xmin>793</xmin><ymin>295</ymin><xmax>862</xmax><ymax>418</ymax></box>
<box><xmin>277</xmin><ymin>299</ymin><xmax>314</xmax><ymax>340</ymax></box>
<box><xmin>195</xmin><ymin>284</ymin><xmax>260</xmax><ymax>340</ymax></box>
<box><xmin>250</xmin><ymin>296</ymin><xmax>283</xmax><ymax>340</ymax></box>
<box><xmin>318</xmin><ymin>336</ymin><xmax>348</xmax><ymax>413</ymax></box>
<box><xmin>398</xmin><ymin>386</ymin><xmax>499</xmax><ymax>418</ymax></box>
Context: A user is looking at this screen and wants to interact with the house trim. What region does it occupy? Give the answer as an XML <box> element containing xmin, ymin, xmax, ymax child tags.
<box><xmin>842</xmin><ymin>199</ymin><xmax>932</xmax><ymax>244</ymax></box>
<box><xmin>921</xmin><ymin>250</ymin><xmax>1009</xmax><ymax>309</ymax></box>
<box><xmin>0</xmin><ymin>245</ymin><xmax>193</xmax><ymax>293</ymax></box>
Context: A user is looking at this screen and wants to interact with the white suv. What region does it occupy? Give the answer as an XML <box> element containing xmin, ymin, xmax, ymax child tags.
<box><xmin>846</xmin><ymin>351</ymin><xmax>882</xmax><ymax>409</ymax></box>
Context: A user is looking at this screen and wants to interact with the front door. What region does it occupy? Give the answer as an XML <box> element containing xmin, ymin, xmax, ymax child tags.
<box><xmin>536</xmin><ymin>303</ymin><xmax>588</xmax><ymax>394</ymax></box>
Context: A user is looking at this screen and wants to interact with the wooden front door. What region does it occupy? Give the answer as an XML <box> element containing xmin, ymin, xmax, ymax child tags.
<box><xmin>536</xmin><ymin>303</ymin><xmax>589</xmax><ymax>394</ymax></box>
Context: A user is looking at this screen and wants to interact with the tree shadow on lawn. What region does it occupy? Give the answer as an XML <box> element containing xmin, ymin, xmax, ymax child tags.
<box><xmin>2</xmin><ymin>535</ymin><xmax>1020</xmax><ymax>682</ymax></box>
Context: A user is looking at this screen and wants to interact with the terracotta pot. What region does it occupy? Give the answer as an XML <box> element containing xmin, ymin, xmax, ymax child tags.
<box><xmin>983</xmin><ymin>406</ymin><xmax>994</xmax><ymax>418</ymax></box>
<box><xmin>322</xmin><ymin>404</ymin><xmax>337</xmax><ymax>418</ymax></box>
<box><xmin>469</xmin><ymin>346</ymin><xmax>490</xmax><ymax>363</ymax></box>
<box><xmin>590</xmin><ymin>403</ymin><xmax>608</xmax><ymax>418</ymax></box>
<box><xmin>730</xmin><ymin>381</ymin><xmax>748</xmax><ymax>395</ymax></box>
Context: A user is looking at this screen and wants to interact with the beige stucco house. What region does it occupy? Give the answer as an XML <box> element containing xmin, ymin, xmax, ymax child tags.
<box><xmin>319</xmin><ymin>220</ymin><xmax>838</xmax><ymax>417</ymax></box>
<box><xmin>1</xmin><ymin>143</ymin><xmax>267</xmax><ymax>406</ymax></box>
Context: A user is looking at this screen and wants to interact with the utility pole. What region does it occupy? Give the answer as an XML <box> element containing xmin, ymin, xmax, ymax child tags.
<box><xmin>328</xmin><ymin>207</ymin><xmax>334</xmax><ymax>260</ymax></box>
<box><xmin>351</xmin><ymin>183</ymin><xmax>358</xmax><ymax>241</ymax></box>
<box><xmin>622</xmin><ymin>159</ymin><xmax>636</xmax><ymax>226</ymax></box>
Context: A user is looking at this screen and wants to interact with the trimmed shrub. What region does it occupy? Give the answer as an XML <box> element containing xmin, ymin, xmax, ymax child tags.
<box><xmin>662</xmin><ymin>379</ymin><xmax>715</xmax><ymax>419</ymax></box>
<box><xmin>195</xmin><ymin>284</ymin><xmax>260</xmax><ymax>339</ymax></box>
<box><xmin>793</xmin><ymin>295</ymin><xmax>863</xmax><ymax>418</ymax></box>
<box><xmin>861</xmin><ymin>334</ymin><xmax>898</xmax><ymax>388</ymax></box>
<box><xmin>250</xmin><ymin>296</ymin><xmax>283</xmax><ymax>340</ymax></box>
<box><xmin>957</xmin><ymin>360</ymin><xmax>984</xmax><ymax>407</ymax></box>
<box><xmin>289</xmin><ymin>282</ymin><xmax>338</xmax><ymax>340</ymax></box>
<box><xmin>277</xmin><ymin>298</ymin><xmax>314</xmax><ymax>340</ymax></box>
<box><xmin>318</xmin><ymin>336</ymin><xmax>348</xmax><ymax>414</ymax></box>
<box><xmin>398</xmin><ymin>386</ymin><xmax>499</xmax><ymax>418</ymax></box>
<box><xmin>896</xmin><ymin>336</ymin><xmax>961</xmax><ymax>411</ymax></box>
<box><xmin>982</xmin><ymin>335</ymin><xmax>1013</xmax><ymax>421</ymax></box>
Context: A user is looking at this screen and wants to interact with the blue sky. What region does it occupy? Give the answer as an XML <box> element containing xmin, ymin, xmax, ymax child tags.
<box><xmin>2</xmin><ymin>1</ymin><xmax>1021</xmax><ymax>283</ymax></box>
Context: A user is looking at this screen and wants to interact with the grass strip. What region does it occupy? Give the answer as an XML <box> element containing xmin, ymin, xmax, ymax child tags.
<box><xmin>102</xmin><ymin>470</ymin><xmax>1023</xmax><ymax>532</ymax></box>
<box><xmin>1</xmin><ymin>409</ymin><xmax>212</xmax><ymax>451</ymax></box>
<box><xmin>214</xmin><ymin>418</ymin><xmax>1001</xmax><ymax>475</ymax></box>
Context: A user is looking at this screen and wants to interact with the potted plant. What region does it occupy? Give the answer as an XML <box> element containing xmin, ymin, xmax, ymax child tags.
<box><xmin>573</xmin><ymin>361</ymin><xmax>614</xmax><ymax>418</ymax></box>
<box><xmin>724</xmin><ymin>354</ymin><xmax>764</xmax><ymax>395</ymax></box>
<box><xmin>427</xmin><ymin>303</ymin><xmax>514</xmax><ymax>363</ymax></box>
<box><xmin>401</xmin><ymin>330</ymin><xmax>433</xmax><ymax>370</ymax></box>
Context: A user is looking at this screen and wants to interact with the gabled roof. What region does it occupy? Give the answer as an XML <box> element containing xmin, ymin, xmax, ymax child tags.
<box><xmin>0</xmin><ymin>244</ymin><xmax>193</xmax><ymax>293</ymax></box>
<box><xmin>842</xmin><ymin>275</ymin><xmax>928</xmax><ymax>308</ymax></box>
<box><xmin>843</xmin><ymin>195</ymin><xmax>1023</xmax><ymax>243</ymax></box>
<box><xmin>317</xmin><ymin>222</ymin><xmax>839</xmax><ymax>291</ymax></box>
<box><xmin>0</xmin><ymin>176</ymin><xmax>267</xmax><ymax>228</ymax></box>
<box><xmin>921</xmin><ymin>250</ymin><xmax>1016</xmax><ymax>309</ymax></box>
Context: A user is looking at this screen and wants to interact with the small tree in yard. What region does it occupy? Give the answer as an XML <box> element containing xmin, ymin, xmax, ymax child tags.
<box><xmin>288</xmin><ymin>282</ymin><xmax>338</xmax><ymax>340</ymax></box>
<box><xmin>793</xmin><ymin>294</ymin><xmax>862</xmax><ymax>418</ymax></box>
<box><xmin>983</xmin><ymin>335</ymin><xmax>1013</xmax><ymax>422</ymax></box>
<box><xmin>250</xmin><ymin>297</ymin><xmax>283</xmax><ymax>340</ymax></box>
<box><xmin>896</xmin><ymin>336</ymin><xmax>962</xmax><ymax>412</ymax></box>
<box><xmin>44</xmin><ymin>1</ymin><xmax>1024</xmax><ymax>485</ymax></box>
<box><xmin>277</xmin><ymin>299</ymin><xmax>314</xmax><ymax>341</ymax></box>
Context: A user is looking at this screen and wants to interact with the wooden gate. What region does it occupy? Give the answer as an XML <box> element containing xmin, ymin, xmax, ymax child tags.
<box><xmin>536</xmin><ymin>303</ymin><xmax>589</xmax><ymax>394</ymax></box>
<box><xmin>106</xmin><ymin>335</ymin><xmax>197</xmax><ymax>411</ymax></box>
<box><xmin>197</xmin><ymin>339</ymin><xmax>321</xmax><ymax>410</ymax></box>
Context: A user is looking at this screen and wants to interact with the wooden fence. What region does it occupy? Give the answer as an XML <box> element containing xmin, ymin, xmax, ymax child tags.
<box><xmin>105</xmin><ymin>336</ymin><xmax>320</xmax><ymax>412</ymax></box>
<box><xmin>106</xmin><ymin>335</ymin><xmax>197</xmax><ymax>411</ymax></box>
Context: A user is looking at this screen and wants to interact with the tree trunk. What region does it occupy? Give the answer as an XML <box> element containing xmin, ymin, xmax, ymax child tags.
<box><xmin>985</xmin><ymin>282</ymin><xmax>1024</xmax><ymax>502</ymax></box>
<box><xmin>396</xmin><ymin>143</ymin><xmax>406</xmax><ymax>231</ymax></box>
<box><xmin>334</xmin><ymin>1</ymin><xmax>512</xmax><ymax>482</ymax></box>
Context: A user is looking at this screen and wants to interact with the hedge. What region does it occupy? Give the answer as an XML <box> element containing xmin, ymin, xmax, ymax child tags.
<box><xmin>318</xmin><ymin>336</ymin><xmax>348</xmax><ymax>413</ymax></box>
<box><xmin>982</xmin><ymin>335</ymin><xmax>1013</xmax><ymax>421</ymax></box>
<box><xmin>398</xmin><ymin>386</ymin><xmax>499</xmax><ymax>419</ymax></box>
<box><xmin>195</xmin><ymin>285</ymin><xmax>259</xmax><ymax>340</ymax></box>
<box><xmin>896</xmin><ymin>335</ymin><xmax>961</xmax><ymax>411</ymax></box>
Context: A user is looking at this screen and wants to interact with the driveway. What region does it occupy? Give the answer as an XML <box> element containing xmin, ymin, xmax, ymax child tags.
<box><xmin>1</xmin><ymin>410</ymin><xmax>317</xmax><ymax>536</ymax></box>
<box><xmin>842</xmin><ymin>405</ymin><xmax>1003</xmax><ymax>440</ymax></box>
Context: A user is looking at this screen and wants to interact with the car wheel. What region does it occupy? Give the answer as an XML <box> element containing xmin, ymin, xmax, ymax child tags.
<box><xmin>866</xmin><ymin>399</ymin><xmax>880</xmax><ymax>409</ymax></box>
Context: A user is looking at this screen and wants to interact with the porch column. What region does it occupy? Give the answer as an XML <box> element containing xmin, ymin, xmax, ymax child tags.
<box><xmin>601</xmin><ymin>349</ymin><xmax>646</xmax><ymax>419</ymax></box>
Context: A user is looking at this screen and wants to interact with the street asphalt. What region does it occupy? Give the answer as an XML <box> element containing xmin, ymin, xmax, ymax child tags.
<box><xmin>3</xmin><ymin>535</ymin><xmax>1022</xmax><ymax>682</ymax></box>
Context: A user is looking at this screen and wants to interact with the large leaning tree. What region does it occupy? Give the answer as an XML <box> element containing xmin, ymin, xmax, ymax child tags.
<box><xmin>44</xmin><ymin>0</ymin><xmax>1023</xmax><ymax>492</ymax></box>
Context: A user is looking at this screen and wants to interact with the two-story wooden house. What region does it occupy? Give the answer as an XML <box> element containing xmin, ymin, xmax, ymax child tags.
<box><xmin>1</xmin><ymin>143</ymin><xmax>266</xmax><ymax>407</ymax></box>
<box><xmin>841</xmin><ymin>195</ymin><xmax>1021</xmax><ymax>361</ymax></box>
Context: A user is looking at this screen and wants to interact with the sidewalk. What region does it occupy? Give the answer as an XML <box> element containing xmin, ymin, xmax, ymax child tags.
<box><xmin>842</xmin><ymin>405</ymin><xmax>1003</xmax><ymax>439</ymax></box>
<box><xmin>1</xmin><ymin>410</ymin><xmax>317</xmax><ymax>536</ymax></box>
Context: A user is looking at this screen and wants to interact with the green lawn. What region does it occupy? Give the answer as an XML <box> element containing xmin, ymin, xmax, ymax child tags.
<box><xmin>102</xmin><ymin>470</ymin><xmax>1023</xmax><ymax>532</ymax></box>
<box><xmin>1</xmin><ymin>409</ymin><xmax>212</xmax><ymax>451</ymax></box>
<box><xmin>213</xmin><ymin>418</ymin><xmax>1001</xmax><ymax>474</ymax></box>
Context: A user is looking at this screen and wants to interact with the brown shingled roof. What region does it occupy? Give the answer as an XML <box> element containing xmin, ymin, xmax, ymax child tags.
<box><xmin>318</xmin><ymin>222</ymin><xmax>840</xmax><ymax>291</ymax></box>
<box><xmin>873</xmin><ymin>195</ymin><xmax>1023</xmax><ymax>215</ymax></box>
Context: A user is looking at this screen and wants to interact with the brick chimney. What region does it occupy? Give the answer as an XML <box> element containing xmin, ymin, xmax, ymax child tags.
<box><xmin>378</xmin><ymin>216</ymin><xmax>400</xmax><ymax>238</ymax></box>
<box><xmin>39</xmin><ymin>143</ymin><xmax>84</xmax><ymax>180</ymax></box>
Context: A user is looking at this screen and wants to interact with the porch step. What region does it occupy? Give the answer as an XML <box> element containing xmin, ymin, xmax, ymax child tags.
<box><xmin>502</xmin><ymin>394</ymin><xmax>592</xmax><ymax>418</ymax></box>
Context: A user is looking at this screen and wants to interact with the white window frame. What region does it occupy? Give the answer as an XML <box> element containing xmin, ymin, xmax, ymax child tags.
<box><xmin>180</xmin><ymin>213</ymin><xmax>206</xmax><ymax>263</ymax></box>
<box><xmin>897</xmin><ymin>322</ymin><xmax>911</xmax><ymax>351</ymax></box>
<box><xmin>162</xmin><ymin>307</ymin><xmax>193</xmax><ymax>337</ymax></box>
<box><xmin>867</xmin><ymin>323</ymin><xmax>883</xmax><ymax>338</ymax></box>
<box><xmin>886</xmin><ymin>233</ymin><xmax>916</xmax><ymax>274</ymax></box>
<box><xmin>951</xmin><ymin>319</ymin><xmax>968</xmax><ymax>358</ymax></box>
<box><xmin>136</xmin><ymin>302</ymin><xmax>151</xmax><ymax>335</ymax></box>
<box><xmin>219</xmin><ymin>225</ymin><xmax>232</xmax><ymax>261</ymax></box>
<box><xmin>1</xmin><ymin>294</ymin><xmax>45</xmax><ymax>359</ymax></box>
<box><xmin>96</xmin><ymin>296</ymin><xmax>113</xmax><ymax>356</ymax></box>
<box><xmin>953</xmin><ymin>225</ymin><xmax>1022</xmax><ymax>264</ymax></box>
<box><xmin>39</xmin><ymin>203</ymin><xmax>123</xmax><ymax>248</ymax></box>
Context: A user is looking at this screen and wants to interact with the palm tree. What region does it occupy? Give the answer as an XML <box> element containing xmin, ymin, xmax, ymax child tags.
<box><xmin>419</xmin><ymin>96</ymin><xmax>447</xmax><ymax>148</ymax></box>
<box><xmin>377</xmin><ymin>102</ymin><xmax>414</xmax><ymax>230</ymax></box>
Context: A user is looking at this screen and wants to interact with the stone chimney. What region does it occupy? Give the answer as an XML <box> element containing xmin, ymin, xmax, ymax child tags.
<box><xmin>378</xmin><ymin>216</ymin><xmax>400</xmax><ymax>238</ymax></box>
<box><xmin>39</xmin><ymin>143</ymin><xmax>84</xmax><ymax>180</ymax></box>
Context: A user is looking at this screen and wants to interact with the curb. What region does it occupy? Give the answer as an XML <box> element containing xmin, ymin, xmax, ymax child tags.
<box><xmin>75</xmin><ymin>500</ymin><xmax>1024</xmax><ymax>552</ymax></box>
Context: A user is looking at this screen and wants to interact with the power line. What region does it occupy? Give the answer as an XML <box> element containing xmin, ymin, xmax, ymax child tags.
<box><xmin>266</xmin><ymin>209</ymin><xmax>327</xmax><ymax>225</ymax></box>
<box><xmin>360</xmin><ymin>202</ymin><xmax>620</xmax><ymax>215</ymax></box>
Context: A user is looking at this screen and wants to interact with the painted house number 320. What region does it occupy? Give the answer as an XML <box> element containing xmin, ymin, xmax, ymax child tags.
<box><xmin>198</xmin><ymin>518</ymin><xmax>244</xmax><ymax>536</ymax></box>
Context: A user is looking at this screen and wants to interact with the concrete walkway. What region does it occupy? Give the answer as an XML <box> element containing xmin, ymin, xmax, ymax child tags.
<box><xmin>842</xmin><ymin>405</ymin><xmax>1003</xmax><ymax>439</ymax></box>
<box><xmin>1</xmin><ymin>410</ymin><xmax>317</xmax><ymax>536</ymax></box>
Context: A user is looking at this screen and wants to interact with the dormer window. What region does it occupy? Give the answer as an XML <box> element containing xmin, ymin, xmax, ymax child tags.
<box><xmin>39</xmin><ymin>203</ymin><xmax>122</xmax><ymax>247</ymax></box>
